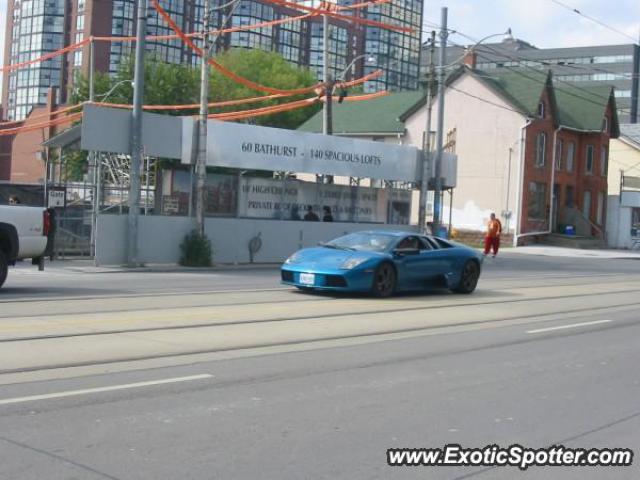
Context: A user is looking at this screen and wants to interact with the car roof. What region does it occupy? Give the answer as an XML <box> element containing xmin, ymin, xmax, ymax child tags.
<box><xmin>355</xmin><ymin>230</ymin><xmax>421</xmax><ymax>237</ymax></box>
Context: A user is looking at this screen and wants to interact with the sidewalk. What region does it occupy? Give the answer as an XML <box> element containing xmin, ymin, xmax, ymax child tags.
<box><xmin>508</xmin><ymin>246</ymin><xmax>640</xmax><ymax>259</ymax></box>
<box><xmin>42</xmin><ymin>259</ymin><xmax>282</xmax><ymax>274</ymax></box>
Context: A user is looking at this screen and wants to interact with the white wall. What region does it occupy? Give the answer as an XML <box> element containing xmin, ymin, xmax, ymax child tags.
<box><xmin>607</xmin><ymin>192</ymin><xmax>640</xmax><ymax>249</ymax></box>
<box><xmin>405</xmin><ymin>74</ymin><xmax>527</xmax><ymax>232</ymax></box>
<box><xmin>96</xmin><ymin>214</ymin><xmax>417</xmax><ymax>265</ymax></box>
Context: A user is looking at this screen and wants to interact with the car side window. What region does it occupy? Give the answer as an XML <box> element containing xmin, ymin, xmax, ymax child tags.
<box><xmin>418</xmin><ymin>237</ymin><xmax>433</xmax><ymax>251</ymax></box>
<box><xmin>397</xmin><ymin>236</ymin><xmax>420</xmax><ymax>250</ymax></box>
<box><xmin>424</xmin><ymin>237</ymin><xmax>440</xmax><ymax>250</ymax></box>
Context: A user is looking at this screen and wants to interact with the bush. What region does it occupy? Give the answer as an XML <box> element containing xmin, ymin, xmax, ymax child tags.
<box><xmin>179</xmin><ymin>230</ymin><xmax>213</xmax><ymax>267</ymax></box>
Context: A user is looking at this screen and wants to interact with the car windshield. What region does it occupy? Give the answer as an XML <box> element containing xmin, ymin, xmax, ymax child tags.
<box><xmin>325</xmin><ymin>233</ymin><xmax>396</xmax><ymax>253</ymax></box>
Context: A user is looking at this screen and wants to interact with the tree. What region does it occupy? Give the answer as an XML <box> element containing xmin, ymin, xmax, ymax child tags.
<box><xmin>209</xmin><ymin>48</ymin><xmax>321</xmax><ymax>129</ymax></box>
<box><xmin>67</xmin><ymin>50</ymin><xmax>321</xmax><ymax>178</ymax></box>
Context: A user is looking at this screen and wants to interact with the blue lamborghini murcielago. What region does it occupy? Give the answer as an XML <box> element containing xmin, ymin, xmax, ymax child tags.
<box><xmin>281</xmin><ymin>230</ymin><xmax>484</xmax><ymax>297</ymax></box>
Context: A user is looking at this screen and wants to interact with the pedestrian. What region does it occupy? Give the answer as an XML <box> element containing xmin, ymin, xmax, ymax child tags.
<box><xmin>484</xmin><ymin>213</ymin><xmax>502</xmax><ymax>258</ymax></box>
<box><xmin>304</xmin><ymin>205</ymin><xmax>319</xmax><ymax>221</ymax></box>
<box><xmin>322</xmin><ymin>206</ymin><xmax>333</xmax><ymax>222</ymax></box>
<box><xmin>9</xmin><ymin>195</ymin><xmax>20</xmax><ymax>205</ymax></box>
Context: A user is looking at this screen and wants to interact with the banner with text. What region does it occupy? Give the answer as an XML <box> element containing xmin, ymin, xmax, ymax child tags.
<box><xmin>181</xmin><ymin>119</ymin><xmax>421</xmax><ymax>182</ymax></box>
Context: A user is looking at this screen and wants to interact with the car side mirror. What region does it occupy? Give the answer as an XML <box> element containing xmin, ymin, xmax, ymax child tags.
<box><xmin>393</xmin><ymin>248</ymin><xmax>420</xmax><ymax>257</ymax></box>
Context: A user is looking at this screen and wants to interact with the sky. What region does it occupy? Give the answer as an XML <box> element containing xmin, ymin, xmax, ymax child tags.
<box><xmin>424</xmin><ymin>0</ymin><xmax>640</xmax><ymax>48</ymax></box>
<box><xmin>0</xmin><ymin>0</ymin><xmax>638</xmax><ymax>91</ymax></box>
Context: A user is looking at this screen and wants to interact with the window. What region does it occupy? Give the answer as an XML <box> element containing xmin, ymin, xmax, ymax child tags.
<box><xmin>535</xmin><ymin>132</ymin><xmax>547</xmax><ymax>167</ymax></box>
<box><xmin>528</xmin><ymin>182</ymin><xmax>547</xmax><ymax>220</ymax></box>
<box><xmin>600</xmin><ymin>146</ymin><xmax>608</xmax><ymax>177</ymax></box>
<box><xmin>537</xmin><ymin>101</ymin><xmax>545</xmax><ymax>118</ymax></box>
<box><xmin>602</xmin><ymin>117</ymin><xmax>609</xmax><ymax>133</ymax></box>
<box><xmin>597</xmin><ymin>192</ymin><xmax>605</xmax><ymax>225</ymax></box>
<box><xmin>566</xmin><ymin>185</ymin><xmax>575</xmax><ymax>207</ymax></box>
<box><xmin>566</xmin><ymin>142</ymin><xmax>575</xmax><ymax>172</ymax></box>
<box><xmin>555</xmin><ymin>139</ymin><xmax>564</xmax><ymax>170</ymax></box>
<box><xmin>586</xmin><ymin>145</ymin><xmax>594</xmax><ymax>174</ymax></box>
<box><xmin>583</xmin><ymin>190</ymin><xmax>592</xmax><ymax>220</ymax></box>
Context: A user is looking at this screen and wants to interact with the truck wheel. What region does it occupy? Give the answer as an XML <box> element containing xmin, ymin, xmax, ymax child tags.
<box><xmin>0</xmin><ymin>250</ymin><xmax>7</xmax><ymax>289</ymax></box>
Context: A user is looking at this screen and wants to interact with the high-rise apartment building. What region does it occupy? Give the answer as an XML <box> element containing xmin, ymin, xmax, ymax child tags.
<box><xmin>2</xmin><ymin>0</ymin><xmax>423</xmax><ymax>122</ymax></box>
<box><xmin>425</xmin><ymin>38</ymin><xmax>640</xmax><ymax>123</ymax></box>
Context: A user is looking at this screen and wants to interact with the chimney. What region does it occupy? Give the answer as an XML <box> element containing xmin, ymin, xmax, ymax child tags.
<box><xmin>463</xmin><ymin>48</ymin><xmax>477</xmax><ymax>69</ymax></box>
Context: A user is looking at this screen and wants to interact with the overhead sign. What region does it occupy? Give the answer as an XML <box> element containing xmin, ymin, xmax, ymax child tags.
<box><xmin>81</xmin><ymin>105</ymin><xmax>432</xmax><ymax>183</ymax></box>
<box><xmin>181</xmin><ymin>119</ymin><xmax>422</xmax><ymax>182</ymax></box>
<box><xmin>81</xmin><ymin>105</ymin><xmax>183</xmax><ymax>159</ymax></box>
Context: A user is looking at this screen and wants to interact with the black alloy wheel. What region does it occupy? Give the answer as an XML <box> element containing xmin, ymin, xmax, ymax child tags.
<box><xmin>372</xmin><ymin>262</ymin><xmax>397</xmax><ymax>298</ymax></box>
<box><xmin>454</xmin><ymin>260</ymin><xmax>479</xmax><ymax>294</ymax></box>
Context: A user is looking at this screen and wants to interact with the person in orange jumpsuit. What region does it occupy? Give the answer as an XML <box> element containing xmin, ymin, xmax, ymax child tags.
<box><xmin>484</xmin><ymin>213</ymin><xmax>502</xmax><ymax>257</ymax></box>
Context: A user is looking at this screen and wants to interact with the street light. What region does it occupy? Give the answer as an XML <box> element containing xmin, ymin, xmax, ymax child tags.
<box><xmin>334</xmin><ymin>54</ymin><xmax>376</xmax><ymax>103</ymax></box>
<box><xmin>94</xmin><ymin>80</ymin><xmax>134</xmax><ymax>102</ymax></box>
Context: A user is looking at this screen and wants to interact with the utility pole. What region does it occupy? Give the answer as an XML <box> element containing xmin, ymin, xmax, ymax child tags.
<box><xmin>195</xmin><ymin>0</ymin><xmax>211</xmax><ymax>237</ymax></box>
<box><xmin>128</xmin><ymin>0</ymin><xmax>147</xmax><ymax>267</ymax></box>
<box><xmin>89</xmin><ymin>38</ymin><xmax>102</xmax><ymax>265</ymax></box>
<box><xmin>320</xmin><ymin>9</ymin><xmax>334</xmax><ymax>184</ymax></box>
<box><xmin>418</xmin><ymin>30</ymin><xmax>436</xmax><ymax>233</ymax></box>
<box><xmin>322</xmin><ymin>12</ymin><xmax>333</xmax><ymax>136</ymax></box>
<box><xmin>432</xmin><ymin>7</ymin><xmax>448</xmax><ymax>236</ymax></box>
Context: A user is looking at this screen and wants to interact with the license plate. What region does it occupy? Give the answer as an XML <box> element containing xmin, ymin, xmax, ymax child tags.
<box><xmin>299</xmin><ymin>273</ymin><xmax>315</xmax><ymax>285</ymax></box>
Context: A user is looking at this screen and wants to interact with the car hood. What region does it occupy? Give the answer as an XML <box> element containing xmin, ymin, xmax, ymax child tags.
<box><xmin>287</xmin><ymin>247</ymin><xmax>382</xmax><ymax>269</ymax></box>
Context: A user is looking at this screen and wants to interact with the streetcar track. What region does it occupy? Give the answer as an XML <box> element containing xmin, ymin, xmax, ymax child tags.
<box><xmin>0</xmin><ymin>278</ymin><xmax>623</xmax><ymax>320</ymax></box>
<box><xmin>2</xmin><ymin>288</ymin><xmax>639</xmax><ymax>344</ymax></box>
<box><xmin>1</xmin><ymin>303</ymin><xmax>637</xmax><ymax>376</ymax></box>
<box><xmin>0</xmin><ymin>272</ymin><xmax>629</xmax><ymax>305</ymax></box>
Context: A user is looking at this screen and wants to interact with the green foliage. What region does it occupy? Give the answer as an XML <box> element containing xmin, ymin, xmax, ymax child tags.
<box><xmin>179</xmin><ymin>230</ymin><xmax>213</xmax><ymax>267</ymax></box>
<box><xmin>64</xmin><ymin>150</ymin><xmax>89</xmax><ymax>181</ymax></box>
<box><xmin>72</xmin><ymin>49</ymin><xmax>320</xmax><ymax>129</ymax></box>
<box><xmin>209</xmin><ymin>48</ymin><xmax>321</xmax><ymax>129</ymax></box>
<box><xmin>72</xmin><ymin>56</ymin><xmax>201</xmax><ymax>111</ymax></box>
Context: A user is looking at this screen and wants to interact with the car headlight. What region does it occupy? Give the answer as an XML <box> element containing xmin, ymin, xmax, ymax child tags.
<box><xmin>341</xmin><ymin>257</ymin><xmax>368</xmax><ymax>270</ymax></box>
<box><xmin>285</xmin><ymin>252</ymin><xmax>302</xmax><ymax>264</ymax></box>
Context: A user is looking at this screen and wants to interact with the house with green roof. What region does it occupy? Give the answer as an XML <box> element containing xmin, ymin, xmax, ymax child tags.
<box><xmin>300</xmin><ymin>64</ymin><xmax>619</xmax><ymax>244</ymax></box>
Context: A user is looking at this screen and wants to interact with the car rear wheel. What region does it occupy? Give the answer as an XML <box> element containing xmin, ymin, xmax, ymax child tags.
<box><xmin>371</xmin><ymin>262</ymin><xmax>396</xmax><ymax>298</ymax></box>
<box><xmin>453</xmin><ymin>260</ymin><xmax>479</xmax><ymax>294</ymax></box>
<box><xmin>0</xmin><ymin>250</ymin><xmax>7</xmax><ymax>290</ymax></box>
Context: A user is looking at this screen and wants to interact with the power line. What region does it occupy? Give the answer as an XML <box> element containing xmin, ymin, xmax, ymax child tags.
<box><xmin>447</xmin><ymin>85</ymin><xmax>524</xmax><ymax>114</ymax></box>
<box><xmin>446</xmin><ymin>36</ymin><xmax>629</xmax><ymax>113</ymax></box>
<box><xmin>547</xmin><ymin>0</ymin><xmax>639</xmax><ymax>45</ymax></box>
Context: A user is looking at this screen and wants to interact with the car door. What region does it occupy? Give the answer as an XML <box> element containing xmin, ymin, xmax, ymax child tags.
<box><xmin>394</xmin><ymin>236</ymin><xmax>441</xmax><ymax>286</ymax></box>
<box><xmin>423</xmin><ymin>236</ymin><xmax>457</xmax><ymax>285</ymax></box>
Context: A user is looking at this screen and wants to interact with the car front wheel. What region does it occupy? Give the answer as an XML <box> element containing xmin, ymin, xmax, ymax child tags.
<box><xmin>371</xmin><ymin>262</ymin><xmax>396</xmax><ymax>298</ymax></box>
<box><xmin>453</xmin><ymin>260</ymin><xmax>479</xmax><ymax>294</ymax></box>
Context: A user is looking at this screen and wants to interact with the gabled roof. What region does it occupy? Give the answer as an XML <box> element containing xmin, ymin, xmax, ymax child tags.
<box><xmin>465</xmin><ymin>67</ymin><xmax>619</xmax><ymax>135</ymax></box>
<box><xmin>619</xmin><ymin>124</ymin><xmax>640</xmax><ymax>148</ymax></box>
<box><xmin>298</xmin><ymin>67</ymin><xmax>619</xmax><ymax>138</ymax></box>
<box><xmin>297</xmin><ymin>90</ymin><xmax>425</xmax><ymax>135</ymax></box>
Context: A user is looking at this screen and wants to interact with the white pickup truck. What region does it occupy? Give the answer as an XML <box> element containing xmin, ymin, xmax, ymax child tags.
<box><xmin>0</xmin><ymin>205</ymin><xmax>53</xmax><ymax>289</ymax></box>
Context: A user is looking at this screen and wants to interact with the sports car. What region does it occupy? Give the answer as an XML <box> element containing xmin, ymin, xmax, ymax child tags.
<box><xmin>281</xmin><ymin>230</ymin><xmax>484</xmax><ymax>297</ymax></box>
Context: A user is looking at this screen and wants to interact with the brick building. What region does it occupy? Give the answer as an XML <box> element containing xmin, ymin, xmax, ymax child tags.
<box><xmin>0</xmin><ymin>88</ymin><xmax>74</xmax><ymax>183</ymax></box>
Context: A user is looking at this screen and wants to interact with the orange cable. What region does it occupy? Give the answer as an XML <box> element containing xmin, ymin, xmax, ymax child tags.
<box><xmin>0</xmin><ymin>112</ymin><xmax>82</xmax><ymax>136</ymax></box>
<box><xmin>265</xmin><ymin>0</ymin><xmax>415</xmax><ymax>33</ymax></box>
<box><xmin>1</xmin><ymin>39</ymin><xmax>89</xmax><ymax>74</ymax></box>
<box><xmin>0</xmin><ymin>102</ymin><xmax>86</xmax><ymax>127</ymax></box>
<box><xmin>151</xmin><ymin>0</ymin><xmax>321</xmax><ymax>96</ymax></box>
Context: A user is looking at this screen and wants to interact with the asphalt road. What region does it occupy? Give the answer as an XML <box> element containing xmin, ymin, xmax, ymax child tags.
<box><xmin>0</xmin><ymin>253</ymin><xmax>639</xmax><ymax>479</ymax></box>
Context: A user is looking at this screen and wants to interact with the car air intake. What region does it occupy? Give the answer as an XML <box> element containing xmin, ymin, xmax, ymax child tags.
<box><xmin>281</xmin><ymin>270</ymin><xmax>294</xmax><ymax>282</ymax></box>
<box><xmin>325</xmin><ymin>275</ymin><xmax>347</xmax><ymax>287</ymax></box>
